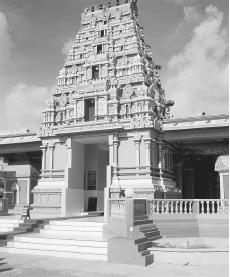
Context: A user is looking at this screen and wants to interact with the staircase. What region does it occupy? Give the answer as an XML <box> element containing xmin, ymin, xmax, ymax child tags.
<box><xmin>135</xmin><ymin>215</ymin><xmax>161</xmax><ymax>242</ymax></box>
<box><xmin>0</xmin><ymin>219</ymin><xmax>23</xmax><ymax>233</ymax></box>
<box><xmin>0</xmin><ymin>219</ymin><xmax>108</xmax><ymax>261</ymax></box>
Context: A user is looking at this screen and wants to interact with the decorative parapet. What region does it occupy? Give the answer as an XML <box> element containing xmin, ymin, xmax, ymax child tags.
<box><xmin>0</xmin><ymin>133</ymin><xmax>40</xmax><ymax>145</ymax></box>
<box><xmin>163</xmin><ymin>114</ymin><xmax>229</xmax><ymax>131</ymax></box>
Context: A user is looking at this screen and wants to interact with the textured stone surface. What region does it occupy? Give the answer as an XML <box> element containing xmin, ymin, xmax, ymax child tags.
<box><xmin>0</xmin><ymin>251</ymin><xmax>228</xmax><ymax>277</ymax></box>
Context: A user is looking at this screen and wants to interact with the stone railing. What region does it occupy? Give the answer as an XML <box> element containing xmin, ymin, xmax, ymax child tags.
<box><xmin>148</xmin><ymin>199</ymin><xmax>229</xmax><ymax>215</ymax></box>
<box><xmin>0</xmin><ymin>198</ymin><xmax>8</xmax><ymax>215</ymax></box>
<box><xmin>108</xmin><ymin>198</ymin><xmax>148</xmax><ymax>220</ymax></box>
<box><xmin>108</xmin><ymin>199</ymin><xmax>126</xmax><ymax>218</ymax></box>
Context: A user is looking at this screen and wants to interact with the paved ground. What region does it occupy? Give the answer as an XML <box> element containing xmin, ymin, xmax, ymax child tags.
<box><xmin>0</xmin><ymin>251</ymin><xmax>228</xmax><ymax>277</ymax></box>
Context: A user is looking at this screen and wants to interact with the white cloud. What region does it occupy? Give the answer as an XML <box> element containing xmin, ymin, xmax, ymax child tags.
<box><xmin>62</xmin><ymin>38</ymin><xmax>74</xmax><ymax>55</ymax></box>
<box><xmin>0</xmin><ymin>11</ymin><xmax>49</xmax><ymax>134</ymax></box>
<box><xmin>165</xmin><ymin>4</ymin><xmax>229</xmax><ymax>117</ymax></box>
<box><xmin>183</xmin><ymin>6</ymin><xmax>201</xmax><ymax>23</ymax></box>
<box><xmin>0</xmin><ymin>83</ymin><xmax>49</xmax><ymax>133</ymax></box>
<box><xmin>0</xmin><ymin>12</ymin><xmax>12</xmax><ymax>65</ymax></box>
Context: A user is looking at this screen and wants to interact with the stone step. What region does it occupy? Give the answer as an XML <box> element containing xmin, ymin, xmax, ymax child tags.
<box><xmin>0</xmin><ymin>247</ymin><xmax>107</xmax><ymax>261</ymax></box>
<box><xmin>145</xmin><ymin>254</ymin><xmax>154</xmax><ymax>266</ymax></box>
<box><xmin>44</xmin><ymin>225</ymin><xmax>104</xmax><ymax>232</ymax></box>
<box><xmin>7</xmin><ymin>241</ymin><xmax>108</xmax><ymax>255</ymax></box>
<box><xmin>40</xmin><ymin>229</ymin><xmax>104</xmax><ymax>237</ymax></box>
<box><xmin>0</xmin><ymin>219</ymin><xmax>23</xmax><ymax>224</ymax></box>
<box><xmin>145</xmin><ymin>234</ymin><xmax>161</xmax><ymax>241</ymax></box>
<box><xmin>134</xmin><ymin>219</ymin><xmax>153</xmax><ymax>226</ymax></box>
<box><xmin>134</xmin><ymin>215</ymin><xmax>149</xmax><ymax>221</ymax></box>
<box><xmin>49</xmin><ymin>220</ymin><xmax>105</xmax><ymax>227</ymax></box>
<box><xmin>0</xmin><ymin>227</ymin><xmax>14</xmax><ymax>233</ymax></box>
<box><xmin>137</xmin><ymin>241</ymin><xmax>153</xmax><ymax>252</ymax></box>
<box><xmin>0</xmin><ymin>223</ymin><xmax>20</xmax><ymax>228</ymax></box>
<box><xmin>139</xmin><ymin>224</ymin><xmax>157</xmax><ymax>231</ymax></box>
<box><xmin>14</xmin><ymin>235</ymin><xmax>108</xmax><ymax>247</ymax></box>
<box><xmin>141</xmin><ymin>250</ymin><xmax>150</xmax><ymax>256</ymax></box>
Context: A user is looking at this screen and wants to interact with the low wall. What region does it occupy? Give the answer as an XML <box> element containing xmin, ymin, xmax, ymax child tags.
<box><xmin>151</xmin><ymin>214</ymin><xmax>229</xmax><ymax>238</ymax></box>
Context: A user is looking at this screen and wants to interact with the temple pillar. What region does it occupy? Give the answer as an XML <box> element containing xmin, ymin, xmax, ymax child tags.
<box><xmin>41</xmin><ymin>144</ymin><xmax>47</xmax><ymax>171</ymax></box>
<box><xmin>113</xmin><ymin>137</ymin><xmax>119</xmax><ymax>178</ymax></box>
<box><xmin>144</xmin><ymin>138</ymin><xmax>152</xmax><ymax>167</ymax></box>
<box><xmin>133</xmin><ymin>138</ymin><xmax>141</xmax><ymax>168</ymax></box>
<box><xmin>49</xmin><ymin>144</ymin><xmax>55</xmax><ymax>170</ymax></box>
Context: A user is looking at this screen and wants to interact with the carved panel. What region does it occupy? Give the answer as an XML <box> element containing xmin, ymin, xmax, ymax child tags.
<box><xmin>122</xmin><ymin>85</ymin><xmax>133</xmax><ymax>98</ymax></box>
<box><xmin>97</xmin><ymin>98</ymin><xmax>107</xmax><ymax>116</ymax></box>
<box><xmin>76</xmin><ymin>101</ymin><xmax>84</xmax><ymax>118</ymax></box>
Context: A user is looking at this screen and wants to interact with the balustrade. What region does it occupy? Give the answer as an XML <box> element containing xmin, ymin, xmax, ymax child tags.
<box><xmin>148</xmin><ymin>199</ymin><xmax>229</xmax><ymax>215</ymax></box>
<box><xmin>109</xmin><ymin>199</ymin><xmax>126</xmax><ymax>217</ymax></box>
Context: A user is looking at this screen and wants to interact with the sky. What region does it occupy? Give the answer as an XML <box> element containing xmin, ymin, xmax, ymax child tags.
<box><xmin>0</xmin><ymin>0</ymin><xmax>228</xmax><ymax>133</ymax></box>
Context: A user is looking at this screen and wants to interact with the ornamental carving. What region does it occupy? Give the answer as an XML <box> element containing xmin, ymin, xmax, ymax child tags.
<box><xmin>122</xmin><ymin>85</ymin><xmax>133</xmax><ymax>98</ymax></box>
<box><xmin>97</xmin><ymin>98</ymin><xmax>107</xmax><ymax>115</ymax></box>
<box><xmin>108</xmin><ymin>105</ymin><xmax>117</xmax><ymax>115</ymax></box>
<box><xmin>59</xmin><ymin>94</ymin><xmax>68</xmax><ymax>107</ymax></box>
<box><xmin>76</xmin><ymin>101</ymin><xmax>84</xmax><ymax>118</ymax></box>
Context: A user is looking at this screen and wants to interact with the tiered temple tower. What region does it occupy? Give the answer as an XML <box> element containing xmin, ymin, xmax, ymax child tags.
<box><xmin>33</xmin><ymin>0</ymin><xmax>177</xmax><ymax>216</ymax></box>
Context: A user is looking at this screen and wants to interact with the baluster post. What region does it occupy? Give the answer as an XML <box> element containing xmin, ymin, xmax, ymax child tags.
<box><xmin>206</xmin><ymin>200</ymin><xmax>210</xmax><ymax>214</ymax></box>
<box><xmin>200</xmin><ymin>201</ymin><xmax>204</xmax><ymax>214</ymax></box>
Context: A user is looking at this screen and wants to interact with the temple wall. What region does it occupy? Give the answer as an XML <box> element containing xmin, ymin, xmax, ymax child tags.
<box><xmin>118</xmin><ymin>140</ymin><xmax>136</xmax><ymax>167</ymax></box>
<box><xmin>45</xmin><ymin>148</ymin><xmax>51</xmax><ymax>170</ymax></box>
<box><xmin>67</xmin><ymin>142</ymin><xmax>84</xmax><ymax>190</ymax></box>
<box><xmin>53</xmin><ymin>143</ymin><xmax>66</xmax><ymax>170</ymax></box>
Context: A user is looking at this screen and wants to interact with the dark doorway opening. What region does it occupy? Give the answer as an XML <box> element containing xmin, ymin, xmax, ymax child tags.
<box><xmin>84</xmin><ymin>99</ymin><xmax>95</xmax><ymax>122</ymax></box>
<box><xmin>194</xmin><ymin>157</ymin><xmax>219</xmax><ymax>199</ymax></box>
<box><xmin>88</xmin><ymin>197</ymin><xmax>97</xmax><ymax>212</ymax></box>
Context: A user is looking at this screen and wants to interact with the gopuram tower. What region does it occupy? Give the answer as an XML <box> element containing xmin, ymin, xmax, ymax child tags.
<box><xmin>32</xmin><ymin>0</ymin><xmax>177</xmax><ymax>216</ymax></box>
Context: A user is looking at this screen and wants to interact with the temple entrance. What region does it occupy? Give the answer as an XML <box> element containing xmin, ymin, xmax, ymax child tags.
<box><xmin>70</xmin><ymin>135</ymin><xmax>109</xmax><ymax>213</ymax></box>
<box><xmin>84</xmin><ymin>143</ymin><xmax>109</xmax><ymax>212</ymax></box>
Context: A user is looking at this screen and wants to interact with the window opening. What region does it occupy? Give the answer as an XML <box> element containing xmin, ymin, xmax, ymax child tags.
<box><xmin>92</xmin><ymin>65</ymin><xmax>99</xmax><ymax>79</ymax></box>
<box><xmin>97</xmin><ymin>44</ymin><xmax>103</xmax><ymax>54</ymax></box>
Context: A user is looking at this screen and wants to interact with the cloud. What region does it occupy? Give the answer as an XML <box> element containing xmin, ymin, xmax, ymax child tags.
<box><xmin>165</xmin><ymin>4</ymin><xmax>229</xmax><ymax>117</ymax></box>
<box><xmin>183</xmin><ymin>6</ymin><xmax>201</xmax><ymax>23</ymax></box>
<box><xmin>62</xmin><ymin>38</ymin><xmax>74</xmax><ymax>55</ymax></box>
<box><xmin>0</xmin><ymin>11</ymin><xmax>49</xmax><ymax>134</ymax></box>
<box><xmin>0</xmin><ymin>83</ymin><xmax>49</xmax><ymax>133</ymax></box>
<box><xmin>0</xmin><ymin>12</ymin><xmax>12</xmax><ymax>65</ymax></box>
